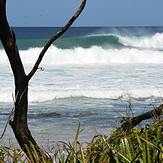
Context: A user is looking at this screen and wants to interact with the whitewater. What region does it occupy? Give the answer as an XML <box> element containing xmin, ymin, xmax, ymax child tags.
<box><xmin>0</xmin><ymin>27</ymin><xmax>163</xmax><ymax>144</ymax></box>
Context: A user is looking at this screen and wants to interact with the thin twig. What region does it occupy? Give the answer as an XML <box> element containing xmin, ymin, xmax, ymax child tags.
<box><xmin>0</xmin><ymin>108</ymin><xmax>14</xmax><ymax>139</ymax></box>
<box><xmin>0</xmin><ymin>86</ymin><xmax>28</xmax><ymax>139</ymax></box>
<box><xmin>0</xmin><ymin>93</ymin><xmax>16</xmax><ymax>139</ymax></box>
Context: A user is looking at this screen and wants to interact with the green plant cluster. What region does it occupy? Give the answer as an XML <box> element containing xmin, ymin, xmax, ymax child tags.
<box><xmin>0</xmin><ymin>120</ymin><xmax>163</xmax><ymax>162</ymax></box>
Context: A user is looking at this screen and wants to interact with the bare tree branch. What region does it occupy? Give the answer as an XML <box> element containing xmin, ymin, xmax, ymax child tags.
<box><xmin>107</xmin><ymin>105</ymin><xmax>163</xmax><ymax>144</ymax></box>
<box><xmin>27</xmin><ymin>0</ymin><xmax>87</xmax><ymax>81</ymax></box>
<box><xmin>0</xmin><ymin>0</ymin><xmax>87</xmax><ymax>161</ymax></box>
<box><xmin>121</xmin><ymin>104</ymin><xmax>163</xmax><ymax>130</ymax></box>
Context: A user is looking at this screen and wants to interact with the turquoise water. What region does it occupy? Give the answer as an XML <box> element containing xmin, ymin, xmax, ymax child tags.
<box><xmin>0</xmin><ymin>27</ymin><xmax>163</xmax><ymax>145</ymax></box>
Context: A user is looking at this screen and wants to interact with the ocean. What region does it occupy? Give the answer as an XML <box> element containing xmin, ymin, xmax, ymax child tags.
<box><xmin>0</xmin><ymin>27</ymin><xmax>163</xmax><ymax>146</ymax></box>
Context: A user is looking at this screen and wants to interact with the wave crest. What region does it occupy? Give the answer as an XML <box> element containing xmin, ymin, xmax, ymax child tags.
<box><xmin>87</xmin><ymin>32</ymin><xmax>163</xmax><ymax>50</ymax></box>
<box><xmin>119</xmin><ymin>33</ymin><xmax>163</xmax><ymax>49</ymax></box>
<box><xmin>1</xmin><ymin>45</ymin><xmax>163</xmax><ymax>66</ymax></box>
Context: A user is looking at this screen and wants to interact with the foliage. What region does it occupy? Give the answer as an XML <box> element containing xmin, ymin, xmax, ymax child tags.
<box><xmin>0</xmin><ymin>120</ymin><xmax>163</xmax><ymax>162</ymax></box>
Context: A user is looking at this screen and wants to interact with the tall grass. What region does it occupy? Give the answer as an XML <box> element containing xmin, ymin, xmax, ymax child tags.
<box><xmin>0</xmin><ymin>119</ymin><xmax>163</xmax><ymax>162</ymax></box>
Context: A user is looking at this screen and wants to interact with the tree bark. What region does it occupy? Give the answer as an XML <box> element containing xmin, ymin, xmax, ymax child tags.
<box><xmin>0</xmin><ymin>0</ymin><xmax>87</xmax><ymax>161</ymax></box>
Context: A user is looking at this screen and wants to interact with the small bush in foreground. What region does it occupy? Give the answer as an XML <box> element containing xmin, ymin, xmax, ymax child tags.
<box><xmin>0</xmin><ymin>120</ymin><xmax>163</xmax><ymax>162</ymax></box>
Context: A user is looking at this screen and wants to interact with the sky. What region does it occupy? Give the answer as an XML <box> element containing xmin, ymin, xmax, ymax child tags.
<box><xmin>7</xmin><ymin>0</ymin><xmax>163</xmax><ymax>27</ymax></box>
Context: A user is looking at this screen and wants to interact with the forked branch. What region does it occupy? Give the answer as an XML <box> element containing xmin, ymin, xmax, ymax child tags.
<box><xmin>27</xmin><ymin>0</ymin><xmax>87</xmax><ymax>81</ymax></box>
<box><xmin>0</xmin><ymin>0</ymin><xmax>87</xmax><ymax>161</ymax></box>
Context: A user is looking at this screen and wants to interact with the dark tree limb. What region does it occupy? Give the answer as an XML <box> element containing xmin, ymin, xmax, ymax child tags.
<box><xmin>0</xmin><ymin>0</ymin><xmax>87</xmax><ymax>161</ymax></box>
<box><xmin>121</xmin><ymin>104</ymin><xmax>163</xmax><ymax>131</ymax></box>
<box><xmin>0</xmin><ymin>0</ymin><xmax>43</xmax><ymax>161</ymax></box>
<box><xmin>27</xmin><ymin>0</ymin><xmax>87</xmax><ymax>81</ymax></box>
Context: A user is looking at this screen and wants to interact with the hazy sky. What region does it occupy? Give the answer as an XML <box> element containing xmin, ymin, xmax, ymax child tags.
<box><xmin>7</xmin><ymin>0</ymin><xmax>163</xmax><ymax>27</ymax></box>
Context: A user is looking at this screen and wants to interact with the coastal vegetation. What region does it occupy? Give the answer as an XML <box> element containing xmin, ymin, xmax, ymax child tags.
<box><xmin>0</xmin><ymin>115</ymin><xmax>162</xmax><ymax>162</ymax></box>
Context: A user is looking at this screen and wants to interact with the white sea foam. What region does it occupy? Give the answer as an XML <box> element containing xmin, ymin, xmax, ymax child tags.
<box><xmin>0</xmin><ymin>45</ymin><xmax>163</xmax><ymax>66</ymax></box>
<box><xmin>0</xmin><ymin>88</ymin><xmax>162</xmax><ymax>103</ymax></box>
<box><xmin>119</xmin><ymin>33</ymin><xmax>163</xmax><ymax>49</ymax></box>
<box><xmin>1</xmin><ymin>43</ymin><xmax>163</xmax><ymax>103</ymax></box>
<box><xmin>28</xmin><ymin>89</ymin><xmax>163</xmax><ymax>102</ymax></box>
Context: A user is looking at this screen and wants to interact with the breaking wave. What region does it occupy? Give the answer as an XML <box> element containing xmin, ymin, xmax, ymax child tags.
<box><xmin>86</xmin><ymin>32</ymin><xmax>163</xmax><ymax>50</ymax></box>
<box><xmin>0</xmin><ymin>45</ymin><xmax>163</xmax><ymax>66</ymax></box>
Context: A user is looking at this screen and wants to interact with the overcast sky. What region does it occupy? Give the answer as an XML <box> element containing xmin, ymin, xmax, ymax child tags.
<box><xmin>7</xmin><ymin>0</ymin><xmax>163</xmax><ymax>27</ymax></box>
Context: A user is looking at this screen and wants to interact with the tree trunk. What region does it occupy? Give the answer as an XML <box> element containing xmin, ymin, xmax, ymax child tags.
<box><xmin>9</xmin><ymin>79</ymin><xmax>46</xmax><ymax>161</ymax></box>
<box><xmin>0</xmin><ymin>1</ymin><xmax>47</xmax><ymax>160</ymax></box>
<box><xmin>0</xmin><ymin>0</ymin><xmax>87</xmax><ymax>161</ymax></box>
